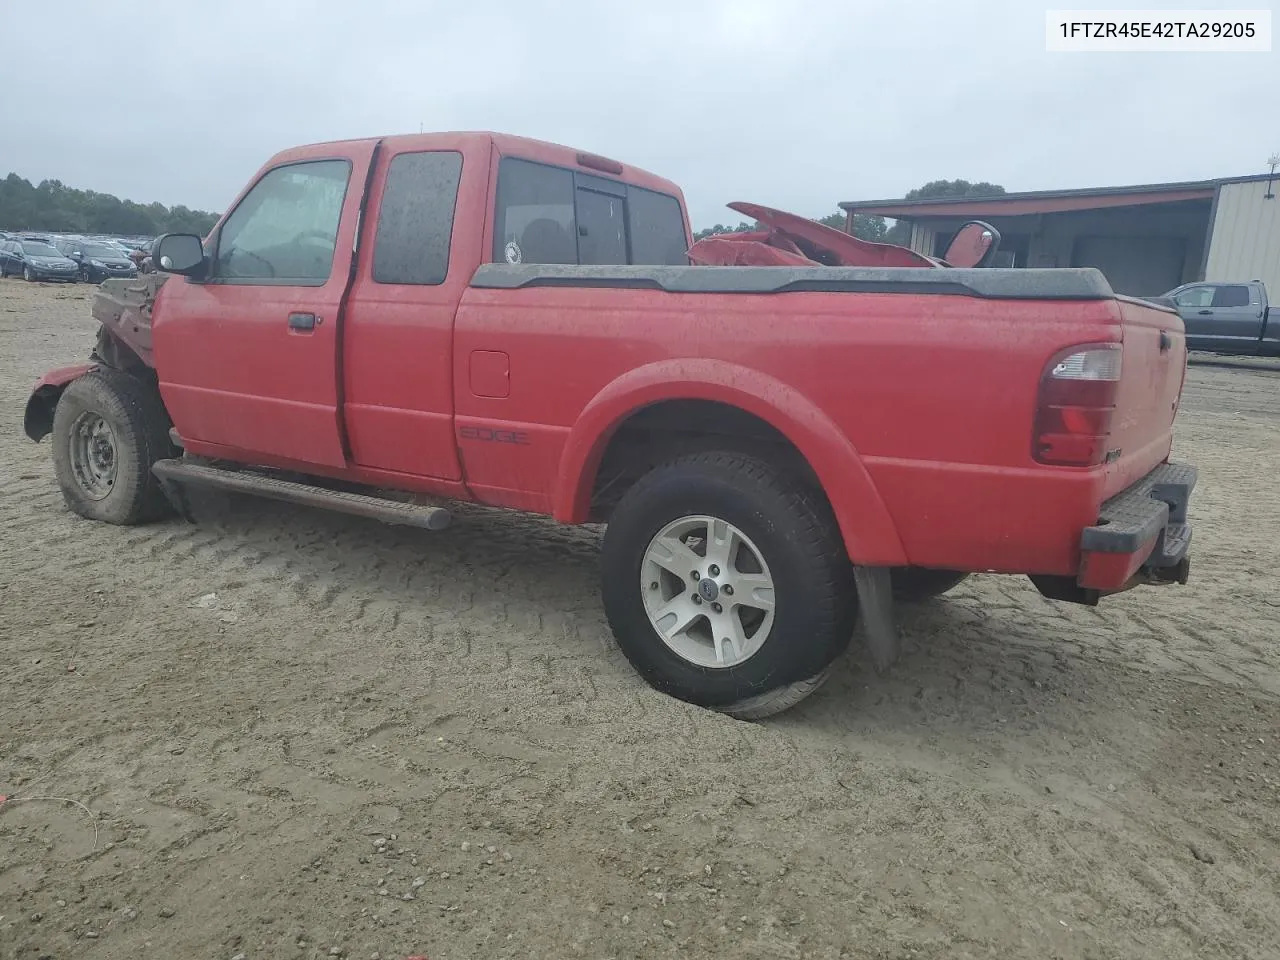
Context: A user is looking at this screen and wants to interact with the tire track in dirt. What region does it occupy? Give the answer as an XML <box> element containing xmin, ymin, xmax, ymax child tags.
<box><xmin>4</xmin><ymin>281</ymin><xmax>1280</xmax><ymax>960</ymax></box>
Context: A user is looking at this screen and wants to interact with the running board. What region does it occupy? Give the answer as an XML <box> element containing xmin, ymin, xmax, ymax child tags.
<box><xmin>151</xmin><ymin>459</ymin><xmax>452</xmax><ymax>531</ymax></box>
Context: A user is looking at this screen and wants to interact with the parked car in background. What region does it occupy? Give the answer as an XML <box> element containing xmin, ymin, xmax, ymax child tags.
<box><xmin>0</xmin><ymin>239</ymin><xmax>23</xmax><ymax>275</ymax></box>
<box><xmin>53</xmin><ymin>238</ymin><xmax>139</xmax><ymax>283</ymax></box>
<box><xmin>0</xmin><ymin>238</ymin><xmax>79</xmax><ymax>281</ymax></box>
<box><xmin>1159</xmin><ymin>280</ymin><xmax>1273</xmax><ymax>357</ymax></box>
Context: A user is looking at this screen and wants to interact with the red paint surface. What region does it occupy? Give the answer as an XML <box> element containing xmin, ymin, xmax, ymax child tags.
<box><xmin>31</xmin><ymin>364</ymin><xmax>97</xmax><ymax>392</ymax></box>
<box><xmin>688</xmin><ymin>203</ymin><xmax>935</xmax><ymax>269</ymax></box>
<box><xmin>52</xmin><ymin>132</ymin><xmax>1190</xmax><ymax>587</ymax></box>
<box><xmin>154</xmin><ymin>139</ymin><xmax>380</xmax><ymax>469</ymax></box>
<box><xmin>468</xmin><ymin>350</ymin><xmax>511</xmax><ymax>399</ymax></box>
<box><xmin>730</xmin><ymin>202</ymin><xmax>937</xmax><ymax>268</ymax></box>
<box><xmin>1079</xmin><ymin>542</ymin><xmax>1156</xmax><ymax>591</ymax></box>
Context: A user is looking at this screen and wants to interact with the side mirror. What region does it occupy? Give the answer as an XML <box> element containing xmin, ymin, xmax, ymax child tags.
<box><xmin>943</xmin><ymin>221</ymin><xmax>1001</xmax><ymax>268</ymax></box>
<box><xmin>153</xmin><ymin>233</ymin><xmax>206</xmax><ymax>276</ymax></box>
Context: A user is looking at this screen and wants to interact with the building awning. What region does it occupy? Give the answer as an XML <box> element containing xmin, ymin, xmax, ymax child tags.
<box><xmin>840</xmin><ymin>180</ymin><xmax>1218</xmax><ymax>220</ymax></box>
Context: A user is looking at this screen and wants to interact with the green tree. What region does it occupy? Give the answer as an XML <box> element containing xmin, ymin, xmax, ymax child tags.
<box><xmin>904</xmin><ymin>179</ymin><xmax>1006</xmax><ymax>201</ymax></box>
<box><xmin>0</xmin><ymin>172</ymin><xmax>220</xmax><ymax>236</ymax></box>
<box><xmin>884</xmin><ymin>179</ymin><xmax>1006</xmax><ymax>245</ymax></box>
<box><xmin>817</xmin><ymin>211</ymin><xmax>887</xmax><ymax>242</ymax></box>
<box><xmin>693</xmin><ymin>221</ymin><xmax>758</xmax><ymax>241</ymax></box>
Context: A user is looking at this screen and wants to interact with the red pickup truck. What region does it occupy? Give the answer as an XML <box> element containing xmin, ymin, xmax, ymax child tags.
<box><xmin>24</xmin><ymin>131</ymin><xmax>1195</xmax><ymax>718</ymax></box>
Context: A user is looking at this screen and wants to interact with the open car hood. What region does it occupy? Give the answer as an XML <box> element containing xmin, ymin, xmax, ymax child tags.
<box><xmin>687</xmin><ymin>201</ymin><xmax>941</xmax><ymax>269</ymax></box>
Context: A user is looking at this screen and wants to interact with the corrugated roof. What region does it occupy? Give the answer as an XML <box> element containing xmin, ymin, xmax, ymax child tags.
<box><xmin>836</xmin><ymin>174</ymin><xmax>1276</xmax><ymax>219</ymax></box>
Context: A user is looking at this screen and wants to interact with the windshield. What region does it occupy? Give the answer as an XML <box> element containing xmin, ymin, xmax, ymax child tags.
<box><xmin>21</xmin><ymin>241</ymin><xmax>60</xmax><ymax>257</ymax></box>
<box><xmin>83</xmin><ymin>243</ymin><xmax>125</xmax><ymax>258</ymax></box>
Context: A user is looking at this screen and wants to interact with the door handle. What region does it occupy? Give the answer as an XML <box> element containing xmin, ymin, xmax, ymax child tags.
<box><xmin>1197</xmin><ymin>309</ymin><xmax>1212</xmax><ymax>315</ymax></box>
<box><xmin>288</xmin><ymin>312</ymin><xmax>317</xmax><ymax>331</ymax></box>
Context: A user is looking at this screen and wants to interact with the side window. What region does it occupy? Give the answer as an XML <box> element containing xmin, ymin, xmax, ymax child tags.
<box><xmin>214</xmin><ymin>159</ymin><xmax>351</xmax><ymax>283</ymax></box>
<box><xmin>1211</xmin><ymin>285</ymin><xmax>1251</xmax><ymax>308</ymax></box>
<box><xmin>575</xmin><ymin>188</ymin><xmax>628</xmax><ymax>264</ymax></box>
<box><xmin>628</xmin><ymin>186</ymin><xmax>688</xmax><ymax>265</ymax></box>
<box><xmin>493</xmin><ymin>159</ymin><xmax>576</xmax><ymax>265</ymax></box>
<box><xmin>372</xmin><ymin>151</ymin><xmax>463</xmax><ymax>285</ymax></box>
<box><xmin>1174</xmin><ymin>286</ymin><xmax>1213</xmax><ymax>308</ymax></box>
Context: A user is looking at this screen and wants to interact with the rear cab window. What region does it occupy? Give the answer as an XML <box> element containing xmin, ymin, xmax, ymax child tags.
<box><xmin>492</xmin><ymin>157</ymin><xmax>687</xmax><ymax>266</ymax></box>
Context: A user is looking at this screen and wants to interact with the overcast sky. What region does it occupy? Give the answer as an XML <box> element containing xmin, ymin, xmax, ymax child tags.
<box><xmin>2</xmin><ymin>0</ymin><xmax>1275</xmax><ymax>228</ymax></box>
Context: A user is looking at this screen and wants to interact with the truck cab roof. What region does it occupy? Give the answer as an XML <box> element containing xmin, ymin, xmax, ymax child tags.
<box><xmin>268</xmin><ymin>131</ymin><xmax>685</xmax><ymax>201</ymax></box>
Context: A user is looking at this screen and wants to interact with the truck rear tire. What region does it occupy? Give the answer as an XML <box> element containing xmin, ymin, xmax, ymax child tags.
<box><xmin>50</xmin><ymin>368</ymin><xmax>176</xmax><ymax>525</ymax></box>
<box><xmin>891</xmin><ymin>567</ymin><xmax>969</xmax><ymax>601</ymax></box>
<box><xmin>600</xmin><ymin>452</ymin><xmax>856</xmax><ymax>719</ymax></box>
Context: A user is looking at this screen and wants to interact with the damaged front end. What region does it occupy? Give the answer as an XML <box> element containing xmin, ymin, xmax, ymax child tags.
<box><xmin>23</xmin><ymin>273</ymin><xmax>169</xmax><ymax>442</ymax></box>
<box><xmin>90</xmin><ymin>271</ymin><xmax>169</xmax><ymax>370</ymax></box>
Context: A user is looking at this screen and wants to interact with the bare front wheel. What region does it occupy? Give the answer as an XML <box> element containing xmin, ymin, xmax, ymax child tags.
<box><xmin>68</xmin><ymin>413</ymin><xmax>119</xmax><ymax>500</ymax></box>
<box><xmin>50</xmin><ymin>368</ymin><xmax>176</xmax><ymax>525</ymax></box>
<box><xmin>602</xmin><ymin>452</ymin><xmax>857</xmax><ymax>719</ymax></box>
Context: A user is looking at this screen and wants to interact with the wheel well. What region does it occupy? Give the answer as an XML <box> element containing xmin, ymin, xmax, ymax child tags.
<box><xmin>587</xmin><ymin>399</ymin><xmax>823</xmax><ymax>522</ymax></box>
<box><xmin>24</xmin><ymin>384</ymin><xmax>67</xmax><ymax>442</ymax></box>
<box><xmin>93</xmin><ymin>324</ymin><xmax>153</xmax><ymax>377</ymax></box>
<box><xmin>24</xmin><ymin>329</ymin><xmax>162</xmax><ymax>443</ymax></box>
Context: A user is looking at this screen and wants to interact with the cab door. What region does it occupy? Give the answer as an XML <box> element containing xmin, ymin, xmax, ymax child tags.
<box><xmin>154</xmin><ymin>141</ymin><xmax>378</xmax><ymax>469</ymax></box>
<box><xmin>1204</xmin><ymin>283</ymin><xmax>1265</xmax><ymax>342</ymax></box>
<box><xmin>1171</xmin><ymin>284</ymin><xmax>1218</xmax><ymax>349</ymax></box>
<box><xmin>342</xmin><ymin>138</ymin><xmax>479</xmax><ymax>480</ymax></box>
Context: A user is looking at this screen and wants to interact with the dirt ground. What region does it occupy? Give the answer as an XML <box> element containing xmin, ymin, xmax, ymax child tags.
<box><xmin>1</xmin><ymin>279</ymin><xmax>1278</xmax><ymax>960</ymax></box>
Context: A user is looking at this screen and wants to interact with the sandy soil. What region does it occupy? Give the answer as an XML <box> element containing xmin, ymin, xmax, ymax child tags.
<box><xmin>1</xmin><ymin>279</ymin><xmax>1278</xmax><ymax>960</ymax></box>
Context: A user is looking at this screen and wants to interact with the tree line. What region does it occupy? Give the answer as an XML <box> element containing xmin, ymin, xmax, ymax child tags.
<box><xmin>0</xmin><ymin>172</ymin><xmax>220</xmax><ymax>237</ymax></box>
<box><xmin>5</xmin><ymin>168</ymin><xmax>1006</xmax><ymax>250</ymax></box>
<box><xmin>694</xmin><ymin>179</ymin><xmax>1006</xmax><ymax>245</ymax></box>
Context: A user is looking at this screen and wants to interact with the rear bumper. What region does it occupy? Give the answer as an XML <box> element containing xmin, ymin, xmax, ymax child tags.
<box><xmin>1078</xmin><ymin>461</ymin><xmax>1196</xmax><ymax>591</ymax></box>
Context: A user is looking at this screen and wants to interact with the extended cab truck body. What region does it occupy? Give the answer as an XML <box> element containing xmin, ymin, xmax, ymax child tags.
<box><xmin>24</xmin><ymin>132</ymin><xmax>1197</xmax><ymax>718</ymax></box>
<box><xmin>1158</xmin><ymin>280</ymin><xmax>1273</xmax><ymax>357</ymax></box>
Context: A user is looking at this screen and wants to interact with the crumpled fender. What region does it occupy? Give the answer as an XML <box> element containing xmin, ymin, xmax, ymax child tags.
<box><xmin>553</xmin><ymin>358</ymin><xmax>908</xmax><ymax>567</ymax></box>
<box><xmin>24</xmin><ymin>364</ymin><xmax>97</xmax><ymax>442</ymax></box>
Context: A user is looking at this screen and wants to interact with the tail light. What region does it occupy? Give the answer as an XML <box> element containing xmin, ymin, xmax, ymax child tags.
<box><xmin>1033</xmin><ymin>343</ymin><xmax>1122</xmax><ymax>467</ymax></box>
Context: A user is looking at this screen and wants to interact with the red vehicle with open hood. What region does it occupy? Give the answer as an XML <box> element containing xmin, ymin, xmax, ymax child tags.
<box><xmin>23</xmin><ymin>131</ymin><xmax>1195</xmax><ymax>718</ymax></box>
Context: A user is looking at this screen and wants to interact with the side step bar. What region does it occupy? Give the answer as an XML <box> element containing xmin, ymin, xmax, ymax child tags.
<box><xmin>151</xmin><ymin>459</ymin><xmax>452</xmax><ymax>531</ymax></box>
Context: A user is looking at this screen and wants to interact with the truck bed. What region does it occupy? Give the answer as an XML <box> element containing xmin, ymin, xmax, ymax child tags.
<box><xmin>462</xmin><ymin>261</ymin><xmax>1186</xmax><ymax>578</ymax></box>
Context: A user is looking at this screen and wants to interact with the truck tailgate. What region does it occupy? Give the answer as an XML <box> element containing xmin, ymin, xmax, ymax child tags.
<box><xmin>1103</xmin><ymin>296</ymin><xmax>1186</xmax><ymax>499</ymax></box>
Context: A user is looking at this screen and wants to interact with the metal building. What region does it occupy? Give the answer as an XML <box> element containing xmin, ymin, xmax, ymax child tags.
<box><xmin>840</xmin><ymin>173</ymin><xmax>1280</xmax><ymax>297</ymax></box>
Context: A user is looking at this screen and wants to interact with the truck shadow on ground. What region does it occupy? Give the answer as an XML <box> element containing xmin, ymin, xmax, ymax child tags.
<box><xmin>178</xmin><ymin>487</ymin><xmax>1170</xmax><ymax>752</ymax></box>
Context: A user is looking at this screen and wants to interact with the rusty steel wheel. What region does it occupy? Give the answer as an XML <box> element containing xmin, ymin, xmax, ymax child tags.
<box><xmin>50</xmin><ymin>369</ymin><xmax>176</xmax><ymax>525</ymax></box>
<box><xmin>67</xmin><ymin>412</ymin><xmax>119</xmax><ymax>500</ymax></box>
